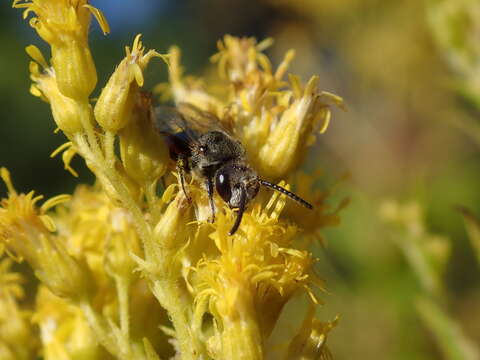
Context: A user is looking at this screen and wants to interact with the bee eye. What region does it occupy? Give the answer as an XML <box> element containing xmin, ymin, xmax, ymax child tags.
<box><xmin>215</xmin><ymin>171</ymin><xmax>231</xmax><ymax>203</ymax></box>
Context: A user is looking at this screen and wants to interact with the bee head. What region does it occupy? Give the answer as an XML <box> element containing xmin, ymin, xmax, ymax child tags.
<box><xmin>214</xmin><ymin>164</ymin><xmax>313</xmax><ymax>235</ymax></box>
<box><xmin>215</xmin><ymin>164</ymin><xmax>259</xmax><ymax>235</ymax></box>
<box><xmin>215</xmin><ymin>164</ymin><xmax>259</xmax><ymax>208</ymax></box>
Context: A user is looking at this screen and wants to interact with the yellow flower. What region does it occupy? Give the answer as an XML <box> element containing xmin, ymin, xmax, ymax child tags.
<box><xmin>286</xmin><ymin>306</ymin><xmax>337</xmax><ymax>360</ymax></box>
<box><xmin>166</xmin><ymin>35</ymin><xmax>344</xmax><ymax>180</ymax></box>
<box><xmin>27</xmin><ymin>45</ymin><xmax>83</xmax><ymax>133</ymax></box>
<box><xmin>0</xmin><ymin>168</ymin><xmax>92</xmax><ymax>300</ymax></box>
<box><xmin>95</xmin><ymin>35</ymin><xmax>163</xmax><ymax>132</ymax></box>
<box><xmin>164</xmin><ymin>46</ymin><xmax>225</xmax><ymax>114</ymax></box>
<box><xmin>13</xmin><ymin>0</ymin><xmax>109</xmax><ymax>100</ymax></box>
<box><xmin>51</xmin><ymin>185</ymin><xmax>172</xmax><ymax>358</ymax></box>
<box><xmin>33</xmin><ymin>286</ymin><xmax>107</xmax><ymax>360</ymax></box>
<box><xmin>0</xmin><ymin>258</ymin><xmax>37</xmax><ymax>360</ymax></box>
<box><xmin>212</xmin><ymin>36</ymin><xmax>343</xmax><ymax>179</ymax></box>
<box><xmin>188</xmin><ymin>190</ymin><xmax>323</xmax><ymax>358</ymax></box>
<box><xmin>12</xmin><ymin>0</ymin><xmax>343</xmax><ymax>354</ymax></box>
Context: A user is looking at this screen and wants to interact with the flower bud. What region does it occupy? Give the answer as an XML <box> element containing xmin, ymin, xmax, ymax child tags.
<box><xmin>51</xmin><ymin>42</ymin><xmax>97</xmax><ymax>100</ymax></box>
<box><xmin>104</xmin><ymin>208</ymin><xmax>141</xmax><ymax>280</ymax></box>
<box><xmin>95</xmin><ymin>35</ymin><xmax>161</xmax><ymax>132</ymax></box>
<box><xmin>258</xmin><ymin>76</ymin><xmax>325</xmax><ymax>179</ymax></box>
<box><xmin>119</xmin><ymin>92</ymin><xmax>169</xmax><ymax>184</ymax></box>
<box><xmin>14</xmin><ymin>0</ymin><xmax>110</xmax><ymax>100</ymax></box>
<box><xmin>151</xmin><ymin>192</ymin><xmax>191</xmax><ymax>260</ymax></box>
<box><xmin>27</xmin><ymin>46</ymin><xmax>83</xmax><ymax>133</ymax></box>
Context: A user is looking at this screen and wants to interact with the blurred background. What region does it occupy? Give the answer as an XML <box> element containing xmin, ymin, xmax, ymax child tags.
<box><xmin>1</xmin><ymin>0</ymin><xmax>480</xmax><ymax>359</ymax></box>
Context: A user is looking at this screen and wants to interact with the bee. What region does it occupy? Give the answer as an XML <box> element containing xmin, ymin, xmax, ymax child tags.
<box><xmin>154</xmin><ymin>102</ymin><xmax>313</xmax><ymax>235</ymax></box>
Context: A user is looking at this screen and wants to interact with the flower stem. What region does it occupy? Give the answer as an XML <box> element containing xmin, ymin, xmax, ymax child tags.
<box><xmin>80</xmin><ymin>301</ymin><xmax>129</xmax><ymax>360</ymax></box>
<box><xmin>105</xmin><ymin>130</ymin><xmax>116</xmax><ymax>166</ymax></box>
<box><xmin>151</xmin><ymin>281</ymin><xmax>204</xmax><ymax>360</ymax></box>
<box><xmin>115</xmin><ymin>275</ymin><xmax>131</xmax><ymax>341</ymax></box>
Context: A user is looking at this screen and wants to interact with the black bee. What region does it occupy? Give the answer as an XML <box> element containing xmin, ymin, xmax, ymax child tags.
<box><xmin>155</xmin><ymin>102</ymin><xmax>313</xmax><ymax>235</ymax></box>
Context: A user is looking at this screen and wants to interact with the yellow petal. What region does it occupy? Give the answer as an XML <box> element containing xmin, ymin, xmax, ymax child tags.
<box><xmin>25</xmin><ymin>45</ymin><xmax>48</xmax><ymax>68</ymax></box>
<box><xmin>83</xmin><ymin>4</ymin><xmax>110</xmax><ymax>35</ymax></box>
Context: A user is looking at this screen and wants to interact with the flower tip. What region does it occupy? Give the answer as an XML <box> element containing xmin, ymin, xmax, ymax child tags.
<box><xmin>40</xmin><ymin>194</ymin><xmax>71</xmax><ymax>213</ymax></box>
<box><xmin>305</xmin><ymin>75</ymin><xmax>320</xmax><ymax>95</ymax></box>
<box><xmin>29</xmin><ymin>84</ymin><xmax>43</xmax><ymax>98</ymax></box>
<box><xmin>257</xmin><ymin>37</ymin><xmax>274</xmax><ymax>51</ymax></box>
<box><xmin>0</xmin><ymin>167</ymin><xmax>16</xmax><ymax>194</ymax></box>
<box><xmin>133</xmin><ymin>33</ymin><xmax>143</xmax><ymax>50</ymax></box>
<box><xmin>25</xmin><ymin>44</ymin><xmax>48</xmax><ymax>68</ymax></box>
<box><xmin>83</xmin><ymin>4</ymin><xmax>110</xmax><ymax>35</ymax></box>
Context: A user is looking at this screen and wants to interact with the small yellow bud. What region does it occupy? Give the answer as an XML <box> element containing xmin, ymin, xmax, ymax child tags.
<box><xmin>258</xmin><ymin>76</ymin><xmax>329</xmax><ymax>179</ymax></box>
<box><xmin>95</xmin><ymin>35</ymin><xmax>162</xmax><ymax>132</ymax></box>
<box><xmin>14</xmin><ymin>0</ymin><xmax>109</xmax><ymax>100</ymax></box>
<box><xmin>104</xmin><ymin>208</ymin><xmax>141</xmax><ymax>279</ymax></box>
<box><xmin>286</xmin><ymin>306</ymin><xmax>337</xmax><ymax>360</ymax></box>
<box><xmin>34</xmin><ymin>234</ymin><xmax>94</xmax><ymax>300</ymax></box>
<box><xmin>51</xmin><ymin>42</ymin><xmax>98</xmax><ymax>100</ymax></box>
<box><xmin>28</xmin><ymin>46</ymin><xmax>82</xmax><ymax>133</ymax></box>
<box><xmin>119</xmin><ymin>92</ymin><xmax>169</xmax><ymax>184</ymax></box>
<box><xmin>152</xmin><ymin>191</ymin><xmax>191</xmax><ymax>259</ymax></box>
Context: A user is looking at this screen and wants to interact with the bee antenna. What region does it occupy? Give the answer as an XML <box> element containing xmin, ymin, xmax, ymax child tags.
<box><xmin>229</xmin><ymin>185</ymin><xmax>247</xmax><ymax>236</ymax></box>
<box><xmin>259</xmin><ymin>180</ymin><xmax>313</xmax><ymax>209</ymax></box>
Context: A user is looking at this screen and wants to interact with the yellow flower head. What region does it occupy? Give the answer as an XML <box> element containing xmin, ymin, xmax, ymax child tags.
<box><xmin>165</xmin><ymin>35</ymin><xmax>344</xmax><ymax>180</ymax></box>
<box><xmin>33</xmin><ymin>286</ymin><xmax>107</xmax><ymax>360</ymax></box>
<box><xmin>0</xmin><ymin>258</ymin><xmax>37</xmax><ymax>360</ymax></box>
<box><xmin>0</xmin><ymin>168</ymin><xmax>61</xmax><ymax>264</ymax></box>
<box><xmin>163</xmin><ymin>46</ymin><xmax>224</xmax><ymax>114</ymax></box>
<box><xmin>0</xmin><ymin>168</ymin><xmax>92</xmax><ymax>299</ymax></box>
<box><xmin>13</xmin><ymin>0</ymin><xmax>109</xmax><ymax>100</ymax></box>
<box><xmin>52</xmin><ymin>184</ymin><xmax>142</xmax><ymax>288</ymax></box>
<box><xmin>189</xmin><ymin>190</ymin><xmax>323</xmax><ymax>358</ymax></box>
<box><xmin>286</xmin><ymin>306</ymin><xmax>337</xmax><ymax>360</ymax></box>
<box><xmin>119</xmin><ymin>92</ymin><xmax>169</xmax><ymax>185</ymax></box>
<box><xmin>95</xmin><ymin>35</ymin><xmax>163</xmax><ymax>132</ymax></box>
<box><xmin>27</xmin><ymin>45</ymin><xmax>83</xmax><ymax>133</ymax></box>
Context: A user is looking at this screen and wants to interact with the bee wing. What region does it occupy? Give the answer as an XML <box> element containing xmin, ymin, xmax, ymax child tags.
<box><xmin>154</xmin><ymin>102</ymin><xmax>232</xmax><ymax>141</ymax></box>
<box><xmin>154</xmin><ymin>105</ymin><xmax>193</xmax><ymax>137</ymax></box>
<box><xmin>175</xmin><ymin>102</ymin><xmax>232</xmax><ymax>135</ymax></box>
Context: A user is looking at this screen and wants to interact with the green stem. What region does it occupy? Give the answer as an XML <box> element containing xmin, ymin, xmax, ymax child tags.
<box><xmin>105</xmin><ymin>130</ymin><xmax>116</xmax><ymax>166</ymax></box>
<box><xmin>220</xmin><ymin>294</ymin><xmax>263</xmax><ymax>360</ymax></box>
<box><xmin>151</xmin><ymin>281</ymin><xmax>204</xmax><ymax>360</ymax></box>
<box><xmin>74</xmin><ymin>133</ymin><xmax>202</xmax><ymax>359</ymax></box>
<box><xmin>145</xmin><ymin>180</ymin><xmax>162</xmax><ymax>224</ymax></box>
<box><xmin>75</xmin><ymin>106</ymin><xmax>203</xmax><ymax>359</ymax></box>
<box><xmin>77</xmin><ymin>101</ymin><xmax>103</xmax><ymax>159</ymax></box>
<box><xmin>115</xmin><ymin>275</ymin><xmax>131</xmax><ymax>341</ymax></box>
<box><xmin>80</xmin><ymin>302</ymin><xmax>129</xmax><ymax>360</ymax></box>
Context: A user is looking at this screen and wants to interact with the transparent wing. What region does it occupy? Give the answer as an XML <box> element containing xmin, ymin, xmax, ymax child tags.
<box><xmin>154</xmin><ymin>102</ymin><xmax>231</xmax><ymax>142</ymax></box>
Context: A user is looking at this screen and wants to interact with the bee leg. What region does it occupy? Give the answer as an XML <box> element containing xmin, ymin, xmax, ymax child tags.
<box><xmin>206</xmin><ymin>177</ymin><xmax>216</xmax><ymax>223</ymax></box>
<box><xmin>177</xmin><ymin>158</ymin><xmax>191</xmax><ymax>202</ymax></box>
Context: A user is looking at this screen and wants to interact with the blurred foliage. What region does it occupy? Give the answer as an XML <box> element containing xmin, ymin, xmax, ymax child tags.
<box><xmin>1</xmin><ymin>0</ymin><xmax>480</xmax><ymax>359</ymax></box>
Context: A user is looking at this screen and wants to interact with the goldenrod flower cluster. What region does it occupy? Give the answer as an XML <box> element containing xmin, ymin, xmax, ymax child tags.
<box><xmin>1</xmin><ymin>1</ymin><xmax>343</xmax><ymax>359</ymax></box>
